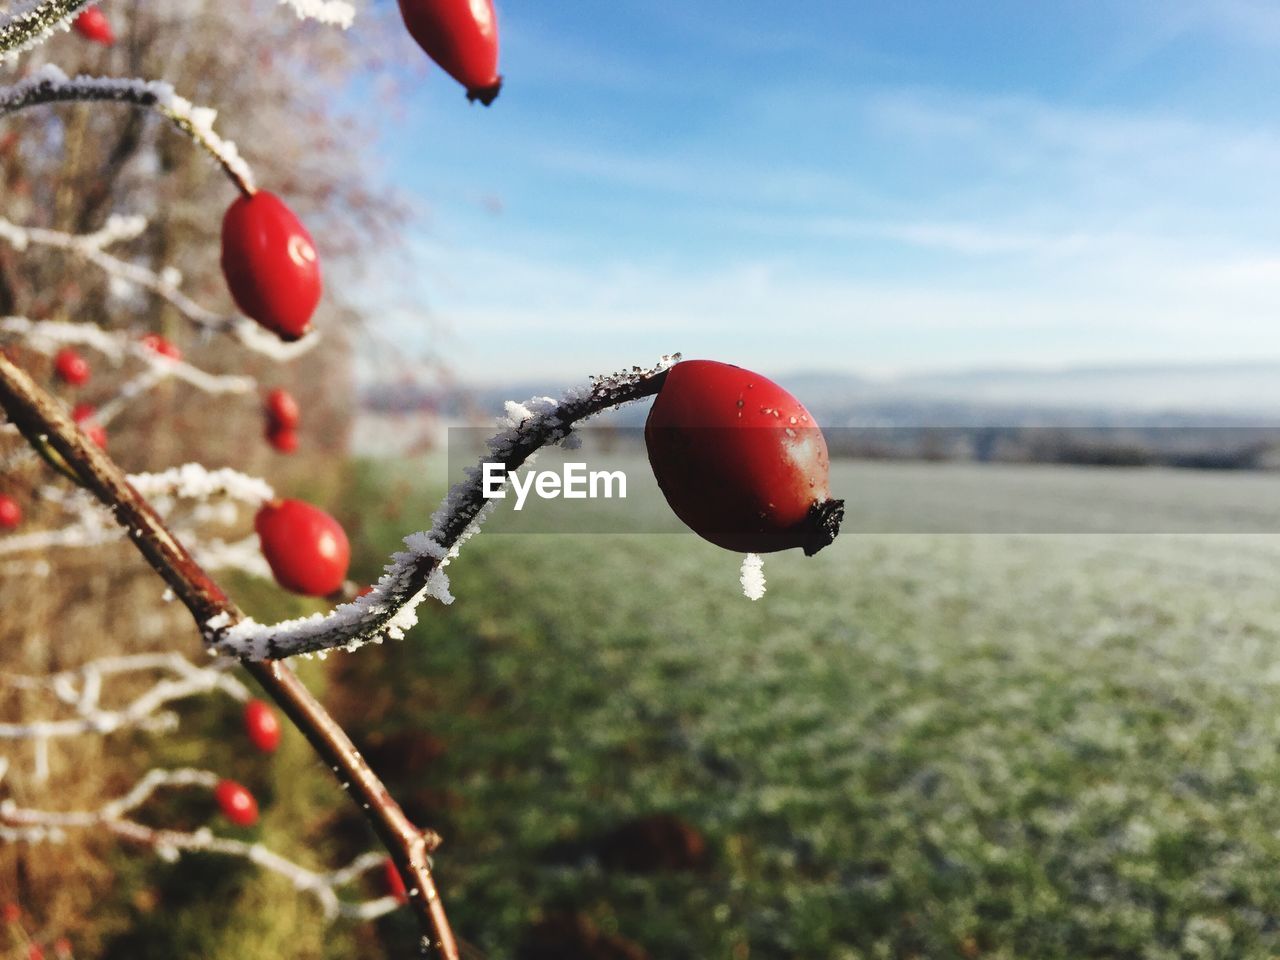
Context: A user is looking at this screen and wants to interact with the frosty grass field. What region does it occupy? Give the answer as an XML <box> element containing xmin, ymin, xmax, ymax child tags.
<box><xmin>327</xmin><ymin>454</ymin><xmax>1280</xmax><ymax>959</ymax></box>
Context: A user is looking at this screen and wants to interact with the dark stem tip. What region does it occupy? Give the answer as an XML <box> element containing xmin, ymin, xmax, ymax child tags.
<box><xmin>801</xmin><ymin>497</ymin><xmax>845</xmax><ymax>557</ymax></box>
<box><xmin>466</xmin><ymin>77</ymin><xmax>503</xmax><ymax>107</ymax></box>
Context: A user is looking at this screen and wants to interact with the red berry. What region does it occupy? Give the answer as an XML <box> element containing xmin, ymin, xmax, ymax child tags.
<box><xmin>54</xmin><ymin>348</ymin><xmax>90</xmax><ymax>386</ymax></box>
<box><xmin>2</xmin><ymin>902</ymin><xmax>20</xmax><ymax>923</ymax></box>
<box><xmin>397</xmin><ymin>0</ymin><xmax>502</xmax><ymax>104</ymax></box>
<box><xmin>221</xmin><ymin>192</ymin><xmax>322</xmax><ymax>341</ymax></box>
<box><xmin>140</xmin><ymin>333</ymin><xmax>181</xmax><ymax>362</ymax></box>
<box><xmin>71</xmin><ymin>404</ymin><xmax>107</xmax><ymax>450</ymax></box>
<box><xmin>243</xmin><ymin>699</ymin><xmax>281</xmax><ymax>753</ymax></box>
<box><xmin>265</xmin><ymin>423</ymin><xmax>298</xmax><ymax>454</ymax></box>
<box><xmin>255</xmin><ymin>499</ymin><xmax>350</xmax><ymax>597</ymax></box>
<box><xmin>645</xmin><ymin>360</ymin><xmax>844</xmax><ymax>555</ymax></box>
<box><xmin>383</xmin><ymin>857</ymin><xmax>409</xmax><ymax>905</ymax></box>
<box><xmin>72</xmin><ymin>7</ymin><xmax>114</xmax><ymax>45</ymax></box>
<box><xmin>264</xmin><ymin>388</ymin><xmax>301</xmax><ymax>429</ymax></box>
<box><xmin>0</xmin><ymin>495</ymin><xmax>21</xmax><ymax>530</ymax></box>
<box><xmin>28</xmin><ymin>944</ymin><xmax>44</xmax><ymax>960</ymax></box>
<box><xmin>214</xmin><ymin>779</ymin><xmax>259</xmax><ymax>827</ymax></box>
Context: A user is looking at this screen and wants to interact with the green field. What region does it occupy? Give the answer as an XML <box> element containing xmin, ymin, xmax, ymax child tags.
<box><xmin>336</xmin><ymin>457</ymin><xmax>1280</xmax><ymax>960</ymax></box>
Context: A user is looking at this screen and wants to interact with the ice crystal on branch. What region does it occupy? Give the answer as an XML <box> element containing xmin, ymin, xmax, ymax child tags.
<box><xmin>0</xmin><ymin>0</ymin><xmax>91</xmax><ymax>58</ymax></box>
<box><xmin>0</xmin><ymin>67</ymin><xmax>256</xmax><ymax>194</ymax></box>
<box><xmin>208</xmin><ymin>356</ymin><xmax>681</xmax><ymax>660</ymax></box>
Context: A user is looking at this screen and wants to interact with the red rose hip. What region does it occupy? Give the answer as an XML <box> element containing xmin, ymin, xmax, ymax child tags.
<box><xmin>264</xmin><ymin>387</ymin><xmax>300</xmax><ymax>429</ymax></box>
<box><xmin>243</xmin><ymin>699</ymin><xmax>281</xmax><ymax>753</ymax></box>
<box><xmin>72</xmin><ymin>7</ymin><xmax>115</xmax><ymax>45</ymax></box>
<box><xmin>140</xmin><ymin>333</ymin><xmax>181</xmax><ymax>361</ymax></box>
<box><xmin>255</xmin><ymin>499</ymin><xmax>350</xmax><ymax>596</ymax></box>
<box><xmin>645</xmin><ymin>360</ymin><xmax>844</xmax><ymax>555</ymax></box>
<box><xmin>0</xmin><ymin>495</ymin><xmax>19</xmax><ymax>530</ymax></box>
<box><xmin>214</xmin><ymin>779</ymin><xmax>259</xmax><ymax>827</ymax></box>
<box><xmin>221</xmin><ymin>192</ymin><xmax>322</xmax><ymax>341</ymax></box>
<box><xmin>397</xmin><ymin>0</ymin><xmax>502</xmax><ymax>104</ymax></box>
<box><xmin>265</xmin><ymin>423</ymin><xmax>298</xmax><ymax>454</ymax></box>
<box><xmin>54</xmin><ymin>348</ymin><xmax>90</xmax><ymax>385</ymax></box>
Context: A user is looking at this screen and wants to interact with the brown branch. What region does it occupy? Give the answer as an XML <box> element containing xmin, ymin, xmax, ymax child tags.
<box><xmin>0</xmin><ymin>353</ymin><xmax>458</xmax><ymax>960</ymax></box>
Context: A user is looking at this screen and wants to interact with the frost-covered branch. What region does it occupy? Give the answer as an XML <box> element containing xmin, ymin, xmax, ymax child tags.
<box><xmin>0</xmin><ymin>0</ymin><xmax>91</xmax><ymax>58</ymax></box>
<box><xmin>0</xmin><ymin>218</ymin><xmax>321</xmax><ymax>360</ymax></box>
<box><xmin>0</xmin><ymin>768</ymin><xmax>401</xmax><ymax>921</ymax></box>
<box><xmin>0</xmin><ymin>66</ymin><xmax>255</xmax><ymax>195</ymax></box>
<box><xmin>279</xmin><ymin>0</ymin><xmax>355</xmax><ymax>29</ymax></box>
<box><xmin>1</xmin><ymin>316</ymin><xmax>259</xmax><ymax>397</ymax></box>
<box><xmin>211</xmin><ymin>357</ymin><xmax>679</xmax><ymax>659</ymax></box>
<box><xmin>0</xmin><ymin>466</ymin><xmax>273</xmax><ymax>576</ymax></box>
<box><xmin>0</xmin><ymin>653</ymin><xmax>248</xmax><ymax>741</ymax></box>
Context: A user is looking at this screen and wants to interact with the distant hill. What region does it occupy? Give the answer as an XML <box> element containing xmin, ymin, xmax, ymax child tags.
<box><xmin>362</xmin><ymin>361</ymin><xmax>1280</xmax><ymax>429</ymax></box>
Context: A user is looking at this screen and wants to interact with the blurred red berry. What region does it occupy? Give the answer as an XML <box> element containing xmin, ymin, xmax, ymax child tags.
<box><xmin>214</xmin><ymin>779</ymin><xmax>259</xmax><ymax>827</ymax></box>
<box><xmin>54</xmin><ymin>348</ymin><xmax>90</xmax><ymax>386</ymax></box>
<box><xmin>0</xmin><ymin>495</ymin><xmax>21</xmax><ymax>530</ymax></box>
<box><xmin>140</xmin><ymin>333</ymin><xmax>181</xmax><ymax>361</ymax></box>
<box><xmin>255</xmin><ymin>499</ymin><xmax>350</xmax><ymax>597</ymax></box>
<box><xmin>28</xmin><ymin>943</ymin><xmax>45</xmax><ymax>960</ymax></box>
<box><xmin>264</xmin><ymin>387</ymin><xmax>300</xmax><ymax>429</ymax></box>
<box><xmin>397</xmin><ymin>0</ymin><xmax>502</xmax><ymax>104</ymax></box>
<box><xmin>2</xmin><ymin>902</ymin><xmax>20</xmax><ymax>923</ymax></box>
<box><xmin>221</xmin><ymin>192</ymin><xmax>322</xmax><ymax>341</ymax></box>
<box><xmin>265</xmin><ymin>423</ymin><xmax>298</xmax><ymax>454</ymax></box>
<box><xmin>243</xmin><ymin>699</ymin><xmax>281</xmax><ymax>753</ymax></box>
<box><xmin>52</xmin><ymin>939</ymin><xmax>72</xmax><ymax>960</ymax></box>
<box><xmin>72</xmin><ymin>7</ymin><xmax>114</xmax><ymax>45</ymax></box>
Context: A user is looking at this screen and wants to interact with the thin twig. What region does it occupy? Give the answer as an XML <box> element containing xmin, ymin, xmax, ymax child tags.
<box><xmin>0</xmin><ymin>768</ymin><xmax>400</xmax><ymax>921</ymax></box>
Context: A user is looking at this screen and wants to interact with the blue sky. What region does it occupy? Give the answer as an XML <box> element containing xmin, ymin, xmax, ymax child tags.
<box><xmin>363</xmin><ymin>0</ymin><xmax>1280</xmax><ymax>384</ymax></box>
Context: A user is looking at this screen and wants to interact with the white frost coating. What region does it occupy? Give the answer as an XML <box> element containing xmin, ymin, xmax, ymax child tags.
<box><xmin>0</xmin><ymin>768</ymin><xmax>399</xmax><ymax>921</ymax></box>
<box><xmin>0</xmin><ymin>653</ymin><xmax>248</xmax><ymax>742</ymax></box>
<box><xmin>740</xmin><ymin>553</ymin><xmax>766</xmax><ymax>601</ymax></box>
<box><xmin>0</xmin><ymin>315</ymin><xmax>257</xmax><ymax>397</ymax></box>
<box><xmin>0</xmin><ymin>0</ymin><xmax>93</xmax><ymax>60</ymax></box>
<box><xmin>279</xmin><ymin>0</ymin><xmax>355</xmax><ymax>28</ymax></box>
<box><xmin>128</xmin><ymin>464</ymin><xmax>274</xmax><ymax>506</ymax></box>
<box><xmin>209</xmin><ymin>357</ymin><xmax>681</xmax><ymax>660</ymax></box>
<box><xmin>0</xmin><ymin>212</ymin><xmax>320</xmax><ymax>358</ymax></box>
<box><xmin>0</xmin><ymin>67</ymin><xmax>256</xmax><ymax>193</ymax></box>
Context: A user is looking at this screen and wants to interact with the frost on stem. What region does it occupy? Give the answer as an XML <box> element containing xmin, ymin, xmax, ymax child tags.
<box><xmin>208</xmin><ymin>356</ymin><xmax>681</xmax><ymax>660</ymax></box>
<box><xmin>0</xmin><ymin>653</ymin><xmax>249</xmax><ymax>771</ymax></box>
<box><xmin>278</xmin><ymin>0</ymin><xmax>356</xmax><ymax>29</ymax></box>
<box><xmin>0</xmin><ymin>0</ymin><xmax>91</xmax><ymax>58</ymax></box>
<box><xmin>0</xmin><ymin>217</ymin><xmax>320</xmax><ymax>360</ymax></box>
<box><xmin>0</xmin><ymin>66</ymin><xmax>256</xmax><ymax>195</ymax></box>
<box><xmin>1</xmin><ymin>317</ymin><xmax>258</xmax><ymax>400</ymax></box>
<box><xmin>0</xmin><ymin>464</ymin><xmax>274</xmax><ymax>583</ymax></box>
<box><xmin>0</xmin><ymin>768</ymin><xmax>401</xmax><ymax>920</ymax></box>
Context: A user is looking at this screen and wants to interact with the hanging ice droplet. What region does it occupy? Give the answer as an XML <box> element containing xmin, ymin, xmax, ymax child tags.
<box><xmin>740</xmin><ymin>553</ymin><xmax>766</xmax><ymax>601</ymax></box>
